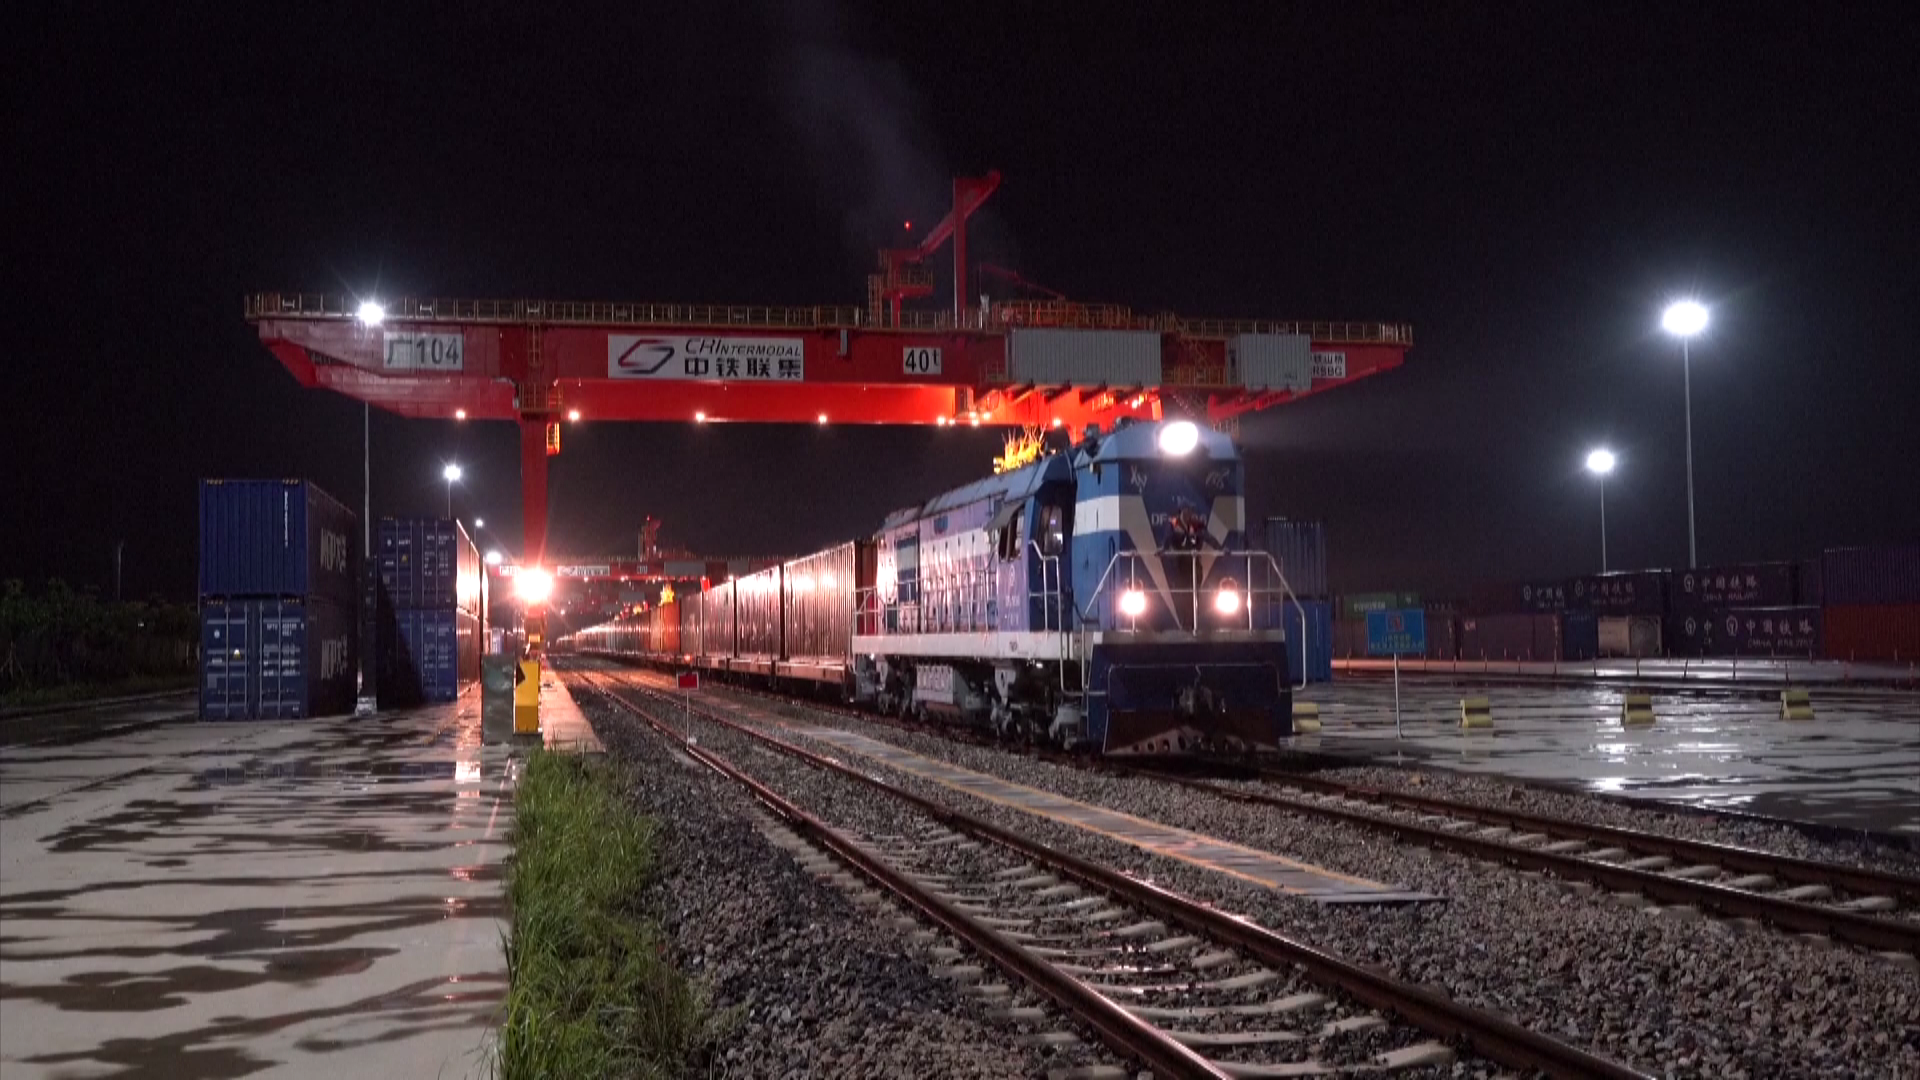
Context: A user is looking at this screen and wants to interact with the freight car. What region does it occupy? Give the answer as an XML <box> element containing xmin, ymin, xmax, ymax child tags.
<box><xmin>566</xmin><ymin>418</ymin><xmax>1305</xmax><ymax>755</ymax></box>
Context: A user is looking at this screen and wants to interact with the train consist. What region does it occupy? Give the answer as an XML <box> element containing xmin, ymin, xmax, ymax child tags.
<box><xmin>564</xmin><ymin>418</ymin><xmax>1302</xmax><ymax>754</ymax></box>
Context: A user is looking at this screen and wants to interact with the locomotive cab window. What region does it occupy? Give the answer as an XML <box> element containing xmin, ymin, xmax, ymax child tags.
<box><xmin>998</xmin><ymin>512</ymin><xmax>1024</xmax><ymax>561</ymax></box>
<box><xmin>1039</xmin><ymin>505</ymin><xmax>1065</xmax><ymax>556</ymax></box>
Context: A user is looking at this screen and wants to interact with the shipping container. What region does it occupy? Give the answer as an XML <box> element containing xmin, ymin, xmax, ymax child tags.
<box><xmin>1423</xmin><ymin>611</ymin><xmax>1459</xmax><ymax>661</ymax></box>
<box><xmin>1821</xmin><ymin>543</ymin><xmax>1920</xmax><ymax>606</ymax></box>
<box><xmin>783</xmin><ymin>543</ymin><xmax>862</xmax><ymax>666</ymax></box>
<box><xmin>199</xmin><ymin>480</ymin><xmax>358</xmax><ymax>605</ymax></box>
<box><xmin>1671</xmin><ymin>563</ymin><xmax>1796</xmax><ymax>610</ymax></box>
<box><xmin>1458</xmin><ymin>613</ymin><xmax>1559</xmax><ymax>660</ymax></box>
<box><xmin>1280</xmin><ymin>600</ymin><xmax>1334</xmax><ymax>683</ymax></box>
<box><xmin>1227</xmin><ymin>334</ymin><xmax>1312</xmax><ymax>392</ymax></box>
<box><xmin>1567</xmin><ymin>570</ymin><xmax>1670</xmax><ymax>616</ymax></box>
<box><xmin>1668</xmin><ymin>606</ymin><xmax>1824</xmax><ymax>657</ymax></box>
<box><xmin>1795</xmin><ymin>558</ymin><xmax>1823</xmax><ymax>606</ymax></box>
<box><xmin>1717</xmin><ymin>607</ymin><xmax>1822</xmax><ymax>657</ymax></box>
<box><xmin>1561</xmin><ymin>609</ymin><xmax>1600</xmax><ymax>661</ymax></box>
<box><xmin>1822</xmin><ymin>605</ymin><xmax>1920</xmax><ymax>663</ymax></box>
<box><xmin>1008</xmin><ymin>328</ymin><xmax>1162</xmax><ymax>387</ymax></box>
<box><xmin>734</xmin><ymin>565</ymin><xmax>783</xmax><ymax>663</ymax></box>
<box><xmin>377</xmin><ymin>518</ymin><xmax>482</xmax><ymax>613</ymax></box>
<box><xmin>1338</xmin><ymin>592</ymin><xmax>1420</xmax><ymax>620</ymax></box>
<box><xmin>1332</xmin><ymin>618</ymin><xmax>1368</xmax><ymax>659</ymax></box>
<box><xmin>200</xmin><ymin>597</ymin><xmax>355</xmax><ymax>720</ymax></box>
<box><xmin>376</xmin><ymin>607</ymin><xmax>480</xmax><ymax>706</ymax></box>
<box><xmin>695</xmin><ymin>581</ymin><xmax>737</xmax><ymax>661</ymax></box>
<box><xmin>1598</xmin><ymin>616</ymin><xmax>1663</xmax><ymax>658</ymax></box>
<box><xmin>1263</xmin><ymin>518</ymin><xmax>1328</xmax><ymax>599</ymax></box>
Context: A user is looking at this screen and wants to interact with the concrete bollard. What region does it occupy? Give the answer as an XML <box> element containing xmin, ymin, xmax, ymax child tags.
<box><xmin>1460</xmin><ymin>696</ymin><xmax>1493</xmax><ymax>730</ymax></box>
<box><xmin>1621</xmin><ymin>692</ymin><xmax>1656</xmax><ymax>727</ymax></box>
<box><xmin>1780</xmin><ymin>688</ymin><xmax>1814</xmax><ymax>721</ymax></box>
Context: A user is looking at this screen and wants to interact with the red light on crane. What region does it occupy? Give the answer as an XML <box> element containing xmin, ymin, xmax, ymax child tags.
<box><xmin>903</xmin><ymin>220</ymin><xmax>912</xmax><ymax>230</ymax></box>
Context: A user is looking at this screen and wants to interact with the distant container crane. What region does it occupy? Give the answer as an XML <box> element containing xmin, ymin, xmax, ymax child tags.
<box><xmin>246</xmin><ymin>174</ymin><xmax>1411</xmax><ymax>568</ymax></box>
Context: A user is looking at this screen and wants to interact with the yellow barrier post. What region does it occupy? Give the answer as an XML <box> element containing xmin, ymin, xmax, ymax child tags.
<box><xmin>514</xmin><ymin>657</ymin><xmax>542</xmax><ymax>735</ymax></box>
<box><xmin>1291</xmin><ymin>701</ymin><xmax>1322</xmax><ymax>734</ymax></box>
<box><xmin>1621</xmin><ymin>692</ymin><xmax>1656</xmax><ymax>727</ymax></box>
<box><xmin>1460</xmin><ymin>696</ymin><xmax>1493</xmax><ymax>730</ymax></box>
<box><xmin>1780</xmin><ymin>688</ymin><xmax>1814</xmax><ymax>721</ymax></box>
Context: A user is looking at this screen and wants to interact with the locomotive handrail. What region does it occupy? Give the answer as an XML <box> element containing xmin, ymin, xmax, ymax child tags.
<box><xmin>1074</xmin><ymin>548</ymin><xmax>1308</xmax><ymax>692</ymax></box>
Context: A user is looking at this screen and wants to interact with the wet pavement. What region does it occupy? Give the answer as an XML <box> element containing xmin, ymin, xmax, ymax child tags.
<box><xmin>0</xmin><ymin>693</ymin><xmax>512</xmax><ymax>1079</ymax></box>
<box><xmin>1296</xmin><ymin>678</ymin><xmax>1920</xmax><ymax>840</ymax></box>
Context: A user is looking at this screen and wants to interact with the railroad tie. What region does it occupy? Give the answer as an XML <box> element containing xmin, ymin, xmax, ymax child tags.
<box><xmin>1459</xmin><ymin>696</ymin><xmax>1493</xmax><ymax>730</ymax></box>
<box><xmin>1292</xmin><ymin>701</ymin><xmax>1323</xmax><ymax>734</ymax></box>
<box><xmin>1621</xmin><ymin>691</ymin><xmax>1656</xmax><ymax>727</ymax></box>
<box><xmin>1780</xmin><ymin>688</ymin><xmax>1815</xmax><ymax>721</ymax></box>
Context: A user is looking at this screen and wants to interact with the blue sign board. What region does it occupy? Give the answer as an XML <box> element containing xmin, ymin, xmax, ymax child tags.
<box><xmin>1366</xmin><ymin>608</ymin><xmax>1427</xmax><ymax>657</ymax></box>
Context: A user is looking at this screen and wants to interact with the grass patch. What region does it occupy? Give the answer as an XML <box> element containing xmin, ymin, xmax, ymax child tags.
<box><xmin>499</xmin><ymin>749</ymin><xmax>708</xmax><ymax>1078</ymax></box>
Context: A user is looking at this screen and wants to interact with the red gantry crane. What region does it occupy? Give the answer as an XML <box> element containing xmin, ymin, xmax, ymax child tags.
<box><xmin>247</xmin><ymin>174</ymin><xmax>1412</xmax><ymax>572</ymax></box>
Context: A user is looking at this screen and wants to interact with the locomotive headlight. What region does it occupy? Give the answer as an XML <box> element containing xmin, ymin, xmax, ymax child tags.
<box><xmin>1214</xmin><ymin>585</ymin><xmax>1242</xmax><ymax>615</ymax></box>
<box><xmin>1118</xmin><ymin>588</ymin><xmax>1148</xmax><ymax>618</ymax></box>
<box><xmin>1158</xmin><ymin>420</ymin><xmax>1200</xmax><ymax>456</ymax></box>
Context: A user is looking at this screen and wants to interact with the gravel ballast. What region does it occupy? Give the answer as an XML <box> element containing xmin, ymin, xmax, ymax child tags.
<box><xmin>680</xmin><ymin>683</ymin><xmax>1920</xmax><ymax>1080</ymax></box>
<box><xmin>573</xmin><ymin>688</ymin><xmax>1084</xmax><ymax>1078</ymax></box>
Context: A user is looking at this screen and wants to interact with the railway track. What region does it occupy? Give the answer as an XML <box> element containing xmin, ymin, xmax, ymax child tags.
<box><xmin>605</xmin><ymin>659</ymin><xmax>1920</xmax><ymax>961</ymax></box>
<box><xmin>574</xmin><ymin>665</ymin><xmax>1650</xmax><ymax>1079</ymax></box>
<box><xmin>1126</xmin><ymin>768</ymin><xmax>1920</xmax><ymax>959</ymax></box>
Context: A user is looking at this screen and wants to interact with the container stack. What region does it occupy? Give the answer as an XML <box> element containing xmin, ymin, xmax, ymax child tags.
<box><xmin>198</xmin><ymin>480</ymin><xmax>359</xmax><ymax>720</ymax></box>
<box><xmin>1820</xmin><ymin>543</ymin><xmax>1920</xmax><ymax>662</ymax></box>
<box><xmin>1263</xmin><ymin>518</ymin><xmax>1332</xmax><ymax>682</ymax></box>
<box><xmin>1664</xmin><ymin>562</ymin><xmax>1817</xmax><ymax>659</ymax></box>
<box><xmin>375</xmin><ymin>517</ymin><xmax>484</xmax><ymax>706</ymax></box>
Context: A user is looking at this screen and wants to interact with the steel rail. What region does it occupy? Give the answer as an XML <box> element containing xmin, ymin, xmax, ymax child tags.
<box><xmin>1143</xmin><ymin>772</ymin><xmax>1920</xmax><ymax>955</ymax></box>
<box><xmin>582</xmin><ymin>667</ymin><xmax>1652</xmax><ymax>1080</ymax></box>
<box><xmin>1255</xmin><ymin>769</ymin><xmax>1920</xmax><ymax>906</ymax></box>
<box><xmin>578</xmin><ymin>671</ymin><xmax>1228</xmax><ymax>1080</ymax></box>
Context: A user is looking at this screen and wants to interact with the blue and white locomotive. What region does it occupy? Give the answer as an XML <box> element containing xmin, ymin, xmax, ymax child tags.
<box><xmin>565</xmin><ymin>417</ymin><xmax>1301</xmax><ymax>755</ymax></box>
<box><xmin>854</xmin><ymin>418</ymin><xmax>1296</xmax><ymax>753</ymax></box>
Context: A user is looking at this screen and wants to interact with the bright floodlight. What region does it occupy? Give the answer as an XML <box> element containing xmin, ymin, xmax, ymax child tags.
<box><xmin>1214</xmin><ymin>586</ymin><xmax>1242</xmax><ymax>615</ymax></box>
<box><xmin>356</xmin><ymin>300</ymin><xmax>386</xmax><ymax>326</ymax></box>
<box><xmin>442</xmin><ymin>463</ymin><xmax>463</xmax><ymax>482</ymax></box>
<box><xmin>1661</xmin><ymin>300</ymin><xmax>1708</xmax><ymax>337</ymax></box>
<box><xmin>1159</xmin><ymin>420</ymin><xmax>1200</xmax><ymax>456</ymax></box>
<box><xmin>1119</xmin><ymin>588</ymin><xmax>1149</xmax><ymax>618</ymax></box>
<box><xmin>1586</xmin><ymin>448</ymin><xmax>1617</xmax><ymax>476</ymax></box>
<box><xmin>514</xmin><ymin>568</ymin><xmax>555</xmax><ymax>604</ymax></box>
<box><xmin>567</xmin><ymin>409</ymin><xmax>581</xmax><ymax>422</ymax></box>
<box><xmin>473</xmin><ymin>518</ymin><xmax>485</xmax><ymax>528</ymax></box>
<box><xmin>484</xmin><ymin>550</ymin><xmax>503</xmax><ymax>566</ymax></box>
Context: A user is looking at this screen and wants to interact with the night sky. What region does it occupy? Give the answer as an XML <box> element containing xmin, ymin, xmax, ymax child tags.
<box><xmin>7</xmin><ymin>4</ymin><xmax>1917</xmax><ymax>602</ymax></box>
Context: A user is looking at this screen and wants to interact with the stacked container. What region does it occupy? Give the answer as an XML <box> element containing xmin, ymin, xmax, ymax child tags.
<box><xmin>1665</xmin><ymin>562</ymin><xmax>1815</xmax><ymax>657</ymax></box>
<box><xmin>1821</xmin><ymin>543</ymin><xmax>1920</xmax><ymax>662</ymax></box>
<box><xmin>198</xmin><ymin>480</ymin><xmax>359</xmax><ymax>720</ymax></box>
<box><xmin>375</xmin><ymin>518</ymin><xmax>483</xmax><ymax>706</ymax></box>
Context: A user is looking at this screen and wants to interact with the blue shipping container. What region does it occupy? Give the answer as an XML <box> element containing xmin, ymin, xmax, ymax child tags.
<box><xmin>1264</xmin><ymin>519</ymin><xmax>1329</xmax><ymax>599</ymax></box>
<box><xmin>200</xmin><ymin>597</ymin><xmax>356</xmax><ymax>720</ymax></box>
<box><xmin>1821</xmin><ymin>543</ymin><xmax>1920</xmax><ymax>606</ymax></box>
<box><xmin>377</xmin><ymin>607</ymin><xmax>480</xmax><ymax>706</ymax></box>
<box><xmin>199</xmin><ymin>480</ymin><xmax>357</xmax><ymax>604</ymax></box>
<box><xmin>1280</xmin><ymin>600</ymin><xmax>1333</xmax><ymax>683</ymax></box>
<box><xmin>378</xmin><ymin>518</ymin><xmax>481</xmax><ymax>613</ymax></box>
<box><xmin>1561</xmin><ymin>610</ymin><xmax>1600</xmax><ymax>661</ymax></box>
